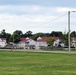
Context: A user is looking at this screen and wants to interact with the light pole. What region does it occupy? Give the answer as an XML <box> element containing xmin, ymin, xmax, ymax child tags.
<box><xmin>13</xmin><ymin>33</ymin><xmax>14</xmax><ymax>49</ymax></box>
<box><xmin>68</xmin><ymin>11</ymin><xmax>76</xmax><ymax>54</ymax></box>
<box><xmin>68</xmin><ymin>11</ymin><xmax>70</xmax><ymax>54</ymax></box>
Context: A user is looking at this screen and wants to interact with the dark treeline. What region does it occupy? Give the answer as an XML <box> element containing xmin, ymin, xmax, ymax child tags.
<box><xmin>0</xmin><ymin>29</ymin><xmax>76</xmax><ymax>45</ymax></box>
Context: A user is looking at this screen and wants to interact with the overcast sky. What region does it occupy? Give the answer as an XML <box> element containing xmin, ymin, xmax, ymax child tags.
<box><xmin>0</xmin><ymin>0</ymin><xmax>76</xmax><ymax>34</ymax></box>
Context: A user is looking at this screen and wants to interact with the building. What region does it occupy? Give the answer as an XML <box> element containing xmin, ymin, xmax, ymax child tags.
<box><xmin>53</xmin><ymin>37</ymin><xmax>64</xmax><ymax>47</ymax></box>
<box><xmin>0</xmin><ymin>38</ymin><xmax>7</xmax><ymax>47</ymax></box>
<box><xmin>17</xmin><ymin>37</ymin><xmax>36</xmax><ymax>49</ymax></box>
<box><xmin>36</xmin><ymin>37</ymin><xmax>48</xmax><ymax>48</ymax></box>
<box><xmin>37</xmin><ymin>36</ymin><xmax>65</xmax><ymax>48</ymax></box>
<box><xmin>17</xmin><ymin>36</ymin><xmax>65</xmax><ymax>49</ymax></box>
<box><xmin>71</xmin><ymin>37</ymin><xmax>76</xmax><ymax>47</ymax></box>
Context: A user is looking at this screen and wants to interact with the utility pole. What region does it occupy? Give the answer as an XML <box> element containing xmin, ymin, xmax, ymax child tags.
<box><xmin>68</xmin><ymin>11</ymin><xmax>70</xmax><ymax>54</ymax></box>
<box><xmin>68</xmin><ymin>11</ymin><xmax>71</xmax><ymax>54</ymax></box>
<box><xmin>68</xmin><ymin>11</ymin><xmax>76</xmax><ymax>54</ymax></box>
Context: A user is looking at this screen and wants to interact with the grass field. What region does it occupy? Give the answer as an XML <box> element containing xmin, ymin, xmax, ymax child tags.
<box><xmin>0</xmin><ymin>50</ymin><xmax>76</xmax><ymax>75</ymax></box>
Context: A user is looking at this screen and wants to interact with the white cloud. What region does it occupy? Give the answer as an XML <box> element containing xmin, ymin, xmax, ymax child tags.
<box><xmin>0</xmin><ymin>5</ymin><xmax>76</xmax><ymax>33</ymax></box>
<box><xmin>56</xmin><ymin>7</ymin><xmax>76</xmax><ymax>13</ymax></box>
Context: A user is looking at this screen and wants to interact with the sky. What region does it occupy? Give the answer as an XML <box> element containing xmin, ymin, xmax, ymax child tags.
<box><xmin>0</xmin><ymin>0</ymin><xmax>76</xmax><ymax>34</ymax></box>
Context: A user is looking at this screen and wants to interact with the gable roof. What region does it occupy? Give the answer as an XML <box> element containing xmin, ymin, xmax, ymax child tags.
<box><xmin>0</xmin><ymin>38</ymin><xmax>6</xmax><ymax>40</ymax></box>
<box><xmin>72</xmin><ymin>37</ymin><xmax>76</xmax><ymax>41</ymax></box>
<box><xmin>37</xmin><ymin>36</ymin><xmax>60</xmax><ymax>42</ymax></box>
<box><xmin>53</xmin><ymin>37</ymin><xmax>60</xmax><ymax>40</ymax></box>
<box><xmin>20</xmin><ymin>38</ymin><xmax>27</xmax><ymax>42</ymax></box>
<box><xmin>20</xmin><ymin>36</ymin><xmax>60</xmax><ymax>42</ymax></box>
<box><xmin>20</xmin><ymin>37</ymin><xmax>33</xmax><ymax>42</ymax></box>
<box><xmin>37</xmin><ymin>37</ymin><xmax>46</xmax><ymax>42</ymax></box>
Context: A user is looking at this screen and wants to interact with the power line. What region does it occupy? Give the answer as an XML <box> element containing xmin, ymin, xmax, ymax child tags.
<box><xmin>24</xmin><ymin>13</ymin><xmax>67</xmax><ymax>29</ymax></box>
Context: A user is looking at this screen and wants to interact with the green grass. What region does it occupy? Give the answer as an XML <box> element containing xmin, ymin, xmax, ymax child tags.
<box><xmin>0</xmin><ymin>50</ymin><xmax>76</xmax><ymax>75</ymax></box>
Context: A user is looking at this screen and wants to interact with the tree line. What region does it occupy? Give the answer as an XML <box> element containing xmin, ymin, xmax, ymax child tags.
<box><xmin>0</xmin><ymin>29</ymin><xmax>76</xmax><ymax>46</ymax></box>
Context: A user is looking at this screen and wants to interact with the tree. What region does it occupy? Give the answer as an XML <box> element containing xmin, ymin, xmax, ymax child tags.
<box><xmin>6</xmin><ymin>33</ymin><xmax>11</xmax><ymax>43</ymax></box>
<box><xmin>14</xmin><ymin>30</ymin><xmax>23</xmax><ymax>37</ymax></box>
<box><xmin>0</xmin><ymin>29</ymin><xmax>11</xmax><ymax>43</ymax></box>
<box><xmin>24</xmin><ymin>31</ymin><xmax>32</xmax><ymax>37</ymax></box>
<box><xmin>10</xmin><ymin>33</ymin><xmax>20</xmax><ymax>43</ymax></box>
<box><xmin>71</xmin><ymin>31</ymin><xmax>76</xmax><ymax>37</ymax></box>
<box><xmin>33</xmin><ymin>33</ymin><xmax>45</xmax><ymax>40</ymax></box>
<box><xmin>45</xmin><ymin>33</ymin><xmax>50</xmax><ymax>37</ymax></box>
<box><xmin>46</xmin><ymin>37</ymin><xmax>55</xmax><ymax>46</ymax></box>
<box><xmin>9</xmin><ymin>30</ymin><xmax>23</xmax><ymax>43</ymax></box>
<box><xmin>63</xmin><ymin>33</ymin><xmax>68</xmax><ymax>46</ymax></box>
<box><xmin>50</xmin><ymin>31</ymin><xmax>63</xmax><ymax>38</ymax></box>
<box><xmin>0</xmin><ymin>29</ymin><xmax>7</xmax><ymax>38</ymax></box>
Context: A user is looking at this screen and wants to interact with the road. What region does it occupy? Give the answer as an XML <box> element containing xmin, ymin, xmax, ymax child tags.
<box><xmin>0</xmin><ymin>49</ymin><xmax>76</xmax><ymax>54</ymax></box>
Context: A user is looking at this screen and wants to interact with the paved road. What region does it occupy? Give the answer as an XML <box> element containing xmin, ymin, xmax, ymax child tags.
<box><xmin>0</xmin><ymin>49</ymin><xmax>76</xmax><ymax>54</ymax></box>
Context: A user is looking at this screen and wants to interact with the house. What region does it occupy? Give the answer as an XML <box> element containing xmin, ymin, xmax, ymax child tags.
<box><xmin>36</xmin><ymin>37</ymin><xmax>48</xmax><ymax>48</ymax></box>
<box><xmin>71</xmin><ymin>37</ymin><xmax>76</xmax><ymax>47</ymax></box>
<box><xmin>0</xmin><ymin>38</ymin><xmax>7</xmax><ymax>47</ymax></box>
<box><xmin>53</xmin><ymin>37</ymin><xmax>60</xmax><ymax>47</ymax></box>
<box><xmin>53</xmin><ymin>37</ymin><xmax>64</xmax><ymax>47</ymax></box>
<box><xmin>17</xmin><ymin>36</ymin><xmax>65</xmax><ymax>49</ymax></box>
<box><xmin>37</xmin><ymin>36</ymin><xmax>65</xmax><ymax>48</ymax></box>
<box><xmin>17</xmin><ymin>36</ymin><xmax>48</xmax><ymax>49</ymax></box>
<box><xmin>17</xmin><ymin>37</ymin><xmax>36</xmax><ymax>49</ymax></box>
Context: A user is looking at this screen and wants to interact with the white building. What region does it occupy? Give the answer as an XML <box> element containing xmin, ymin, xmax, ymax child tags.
<box><xmin>0</xmin><ymin>38</ymin><xmax>7</xmax><ymax>47</ymax></box>
<box><xmin>37</xmin><ymin>36</ymin><xmax>65</xmax><ymax>48</ymax></box>
<box><xmin>17</xmin><ymin>37</ymin><xmax>36</xmax><ymax>49</ymax></box>
<box><xmin>36</xmin><ymin>37</ymin><xmax>48</xmax><ymax>48</ymax></box>
<box><xmin>71</xmin><ymin>37</ymin><xmax>76</xmax><ymax>47</ymax></box>
<box><xmin>53</xmin><ymin>37</ymin><xmax>64</xmax><ymax>47</ymax></box>
<box><xmin>17</xmin><ymin>36</ymin><xmax>65</xmax><ymax>49</ymax></box>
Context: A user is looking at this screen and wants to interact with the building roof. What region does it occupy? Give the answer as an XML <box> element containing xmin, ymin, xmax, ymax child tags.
<box><xmin>37</xmin><ymin>36</ymin><xmax>49</xmax><ymax>42</ymax></box>
<box><xmin>20</xmin><ymin>37</ymin><xmax>33</xmax><ymax>42</ymax></box>
<box><xmin>20</xmin><ymin>36</ymin><xmax>60</xmax><ymax>42</ymax></box>
<box><xmin>37</xmin><ymin>36</ymin><xmax>60</xmax><ymax>42</ymax></box>
<box><xmin>53</xmin><ymin>37</ymin><xmax>60</xmax><ymax>40</ymax></box>
<box><xmin>0</xmin><ymin>38</ymin><xmax>6</xmax><ymax>40</ymax></box>
<box><xmin>72</xmin><ymin>37</ymin><xmax>76</xmax><ymax>41</ymax></box>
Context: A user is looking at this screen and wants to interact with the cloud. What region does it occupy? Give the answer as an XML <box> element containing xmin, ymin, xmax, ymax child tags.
<box><xmin>56</xmin><ymin>7</ymin><xmax>76</xmax><ymax>13</ymax></box>
<box><xmin>0</xmin><ymin>5</ymin><xmax>63</xmax><ymax>15</ymax></box>
<box><xmin>0</xmin><ymin>5</ymin><xmax>76</xmax><ymax>33</ymax></box>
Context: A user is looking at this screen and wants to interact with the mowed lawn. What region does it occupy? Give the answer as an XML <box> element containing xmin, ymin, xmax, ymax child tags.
<box><xmin>0</xmin><ymin>50</ymin><xmax>76</xmax><ymax>75</ymax></box>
